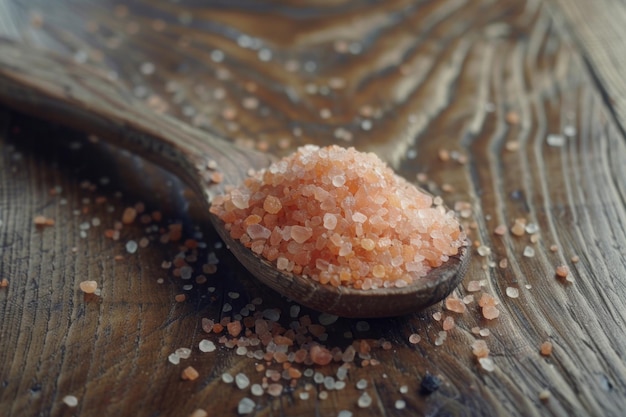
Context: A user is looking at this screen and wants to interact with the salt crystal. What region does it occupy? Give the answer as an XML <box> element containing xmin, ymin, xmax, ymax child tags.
<box><xmin>505</xmin><ymin>287</ymin><xmax>519</xmax><ymax>298</ymax></box>
<box><xmin>355</xmin><ymin>321</ymin><xmax>370</xmax><ymax>332</ymax></box>
<box><xmin>236</xmin><ymin>373</ymin><xmax>250</xmax><ymax>389</ymax></box>
<box><xmin>63</xmin><ymin>395</ymin><xmax>78</xmax><ymax>407</ymax></box>
<box><xmin>168</xmin><ymin>353</ymin><xmax>180</xmax><ymax>365</ymax></box>
<box><xmin>79</xmin><ymin>280</ymin><xmax>98</xmax><ymax>294</ymax></box>
<box><xmin>546</xmin><ymin>134</ymin><xmax>565</xmax><ymax>147</ymax></box>
<box><xmin>356</xmin><ymin>379</ymin><xmax>368</xmax><ymax>389</ymax></box>
<box><xmin>357</xmin><ymin>392</ymin><xmax>372</xmax><ymax>408</ymax></box>
<box><xmin>237</xmin><ymin>397</ymin><xmax>255</xmax><ymax>414</ymax></box>
<box><xmin>478</xmin><ymin>357</ymin><xmax>495</xmax><ymax>372</ymax></box>
<box><xmin>563</xmin><ymin>125</ymin><xmax>576</xmax><ymax>137</ymax></box>
<box><xmin>319</xmin><ymin>313</ymin><xmax>339</xmax><ymax>326</ymax></box>
<box><xmin>125</xmin><ymin>240</ymin><xmax>138</xmax><ymax>254</ymax></box>
<box><xmin>222</xmin><ymin>373</ymin><xmax>234</xmax><ymax>383</ymax></box>
<box><xmin>251</xmin><ymin>384</ymin><xmax>264</xmax><ymax>396</ymax></box>
<box><xmin>199</xmin><ymin>339</ymin><xmax>216</xmax><ymax>353</ymax></box>
<box><xmin>523</xmin><ymin>246</ymin><xmax>535</xmax><ymax>257</ymax></box>
<box><xmin>525</xmin><ymin>222</ymin><xmax>539</xmax><ymax>234</ymax></box>
<box><xmin>395</xmin><ymin>400</ymin><xmax>406</xmax><ymax>410</ymax></box>
<box><xmin>409</xmin><ymin>334</ymin><xmax>421</xmax><ymax>344</ymax></box>
<box><xmin>477</xmin><ymin>246</ymin><xmax>491</xmax><ymax>256</ymax></box>
<box><xmin>338</xmin><ymin>411</ymin><xmax>353</xmax><ymax>417</ymax></box>
<box><xmin>176</xmin><ymin>348</ymin><xmax>191</xmax><ymax>359</ymax></box>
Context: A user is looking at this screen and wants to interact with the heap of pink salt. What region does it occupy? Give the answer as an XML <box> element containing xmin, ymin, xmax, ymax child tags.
<box><xmin>210</xmin><ymin>145</ymin><xmax>465</xmax><ymax>290</ymax></box>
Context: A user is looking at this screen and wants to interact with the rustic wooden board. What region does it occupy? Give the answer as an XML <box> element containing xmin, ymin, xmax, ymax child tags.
<box><xmin>1</xmin><ymin>0</ymin><xmax>625</xmax><ymax>416</ymax></box>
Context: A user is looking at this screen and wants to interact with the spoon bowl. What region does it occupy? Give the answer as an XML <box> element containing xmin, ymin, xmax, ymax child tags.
<box><xmin>0</xmin><ymin>39</ymin><xmax>470</xmax><ymax>317</ymax></box>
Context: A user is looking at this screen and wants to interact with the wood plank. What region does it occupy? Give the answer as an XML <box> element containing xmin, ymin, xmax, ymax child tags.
<box><xmin>1</xmin><ymin>0</ymin><xmax>625</xmax><ymax>416</ymax></box>
<box><xmin>546</xmin><ymin>0</ymin><xmax>626</xmax><ymax>135</ymax></box>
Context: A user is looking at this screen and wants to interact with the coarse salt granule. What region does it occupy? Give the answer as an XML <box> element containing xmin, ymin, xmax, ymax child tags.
<box><xmin>210</xmin><ymin>145</ymin><xmax>465</xmax><ymax>289</ymax></box>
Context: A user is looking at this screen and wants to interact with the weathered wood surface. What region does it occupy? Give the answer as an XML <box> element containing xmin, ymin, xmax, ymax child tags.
<box><xmin>1</xmin><ymin>0</ymin><xmax>625</xmax><ymax>416</ymax></box>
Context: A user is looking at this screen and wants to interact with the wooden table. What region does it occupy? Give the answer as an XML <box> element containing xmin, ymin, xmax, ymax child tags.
<box><xmin>1</xmin><ymin>0</ymin><xmax>625</xmax><ymax>416</ymax></box>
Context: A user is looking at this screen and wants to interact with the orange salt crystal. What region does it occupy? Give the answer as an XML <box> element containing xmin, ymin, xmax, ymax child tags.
<box><xmin>34</xmin><ymin>215</ymin><xmax>54</xmax><ymax>227</ymax></box>
<box><xmin>510</xmin><ymin>218</ymin><xmax>526</xmax><ymax>236</ymax></box>
<box><xmin>181</xmin><ymin>366</ymin><xmax>199</xmax><ymax>381</ymax></box>
<box><xmin>442</xmin><ymin>316</ymin><xmax>455</xmax><ymax>331</ymax></box>
<box><xmin>79</xmin><ymin>280</ymin><xmax>98</xmax><ymax>294</ymax></box>
<box><xmin>121</xmin><ymin>207</ymin><xmax>137</xmax><ymax>224</ymax></box>
<box><xmin>540</xmin><ymin>341</ymin><xmax>553</xmax><ymax>356</ymax></box>
<box><xmin>466</xmin><ymin>280</ymin><xmax>481</xmax><ymax>292</ymax></box>
<box><xmin>174</xmin><ymin>294</ymin><xmax>186</xmax><ymax>303</ymax></box>
<box><xmin>471</xmin><ymin>340</ymin><xmax>490</xmax><ymax>358</ymax></box>
<box><xmin>210</xmin><ymin>145</ymin><xmax>466</xmax><ymax>290</ymax></box>
<box><xmin>555</xmin><ymin>265</ymin><xmax>569</xmax><ymax>279</ymax></box>
<box><xmin>445</xmin><ymin>296</ymin><xmax>466</xmax><ymax>313</ymax></box>
<box><xmin>494</xmin><ymin>224</ymin><xmax>507</xmax><ymax>236</ymax></box>
<box><xmin>227</xmin><ymin>321</ymin><xmax>242</xmax><ymax>337</ymax></box>
<box><xmin>309</xmin><ymin>345</ymin><xmax>332</xmax><ymax>365</ymax></box>
<box><xmin>0</xmin><ymin>278</ymin><xmax>9</xmax><ymax>288</ymax></box>
<box><xmin>482</xmin><ymin>306</ymin><xmax>500</xmax><ymax>320</ymax></box>
<box><xmin>505</xmin><ymin>111</ymin><xmax>520</xmax><ymax>125</ymax></box>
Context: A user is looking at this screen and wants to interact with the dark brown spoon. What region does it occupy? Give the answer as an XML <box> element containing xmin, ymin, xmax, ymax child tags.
<box><xmin>0</xmin><ymin>39</ymin><xmax>470</xmax><ymax>318</ymax></box>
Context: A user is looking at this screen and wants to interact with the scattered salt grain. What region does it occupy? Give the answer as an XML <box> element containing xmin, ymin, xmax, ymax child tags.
<box><xmin>199</xmin><ymin>339</ymin><xmax>216</xmax><ymax>353</ymax></box>
<box><xmin>355</xmin><ymin>321</ymin><xmax>370</xmax><ymax>332</ymax></box>
<box><xmin>125</xmin><ymin>240</ymin><xmax>138</xmax><ymax>254</ymax></box>
<box><xmin>357</xmin><ymin>392</ymin><xmax>372</xmax><ymax>408</ymax></box>
<box><xmin>168</xmin><ymin>353</ymin><xmax>180</xmax><ymax>365</ymax></box>
<box><xmin>338</xmin><ymin>411</ymin><xmax>353</xmax><ymax>417</ymax></box>
<box><xmin>79</xmin><ymin>280</ymin><xmax>98</xmax><ymax>294</ymax></box>
<box><xmin>222</xmin><ymin>373</ymin><xmax>234</xmax><ymax>383</ymax></box>
<box><xmin>319</xmin><ymin>313</ymin><xmax>339</xmax><ymax>326</ymax></box>
<box><xmin>523</xmin><ymin>246</ymin><xmax>535</xmax><ymax>258</ymax></box>
<box><xmin>479</xmin><ymin>357</ymin><xmax>495</xmax><ymax>372</ymax></box>
<box><xmin>540</xmin><ymin>341</ymin><xmax>553</xmax><ymax>356</ymax></box>
<box><xmin>181</xmin><ymin>366</ymin><xmax>199</xmax><ymax>381</ymax></box>
<box><xmin>395</xmin><ymin>400</ymin><xmax>406</xmax><ymax>410</ymax></box>
<box><xmin>409</xmin><ymin>334</ymin><xmax>421</xmax><ymax>344</ymax></box>
<box><xmin>173</xmin><ymin>348</ymin><xmax>190</xmax><ymax>359</ymax></box>
<box><xmin>505</xmin><ymin>287</ymin><xmax>519</xmax><ymax>298</ymax></box>
<box><xmin>546</xmin><ymin>134</ymin><xmax>566</xmax><ymax>147</ymax></box>
<box><xmin>236</xmin><ymin>373</ymin><xmax>250</xmax><ymax>389</ymax></box>
<box><xmin>251</xmin><ymin>384</ymin><xmax>264</xmax><ymax>396</ymax></box>
<box><xmin>63</xmin><ymin>395</ymin><xmax>78</xmax><ymax>407</ymax></box>
<box><xmin>238</xmin><ymin>397</ymin><xmax>255</xmax><ymax>415</ymax></box>
<box><xmin>356</xmin><ymin>379</ymin><xmax>368</xmax><ymax>389</ymax></box>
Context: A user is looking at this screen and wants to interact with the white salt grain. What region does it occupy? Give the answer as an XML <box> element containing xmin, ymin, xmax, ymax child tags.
<box><xmin>237</xmin><ymin>397</ymin><xmax>255</xmax><ymax>415</ymax></box>
<box><xmin>523</xmin><ymin>246</ymin><xmax>535</xmax><ymax>257</ymax></box>
<box><xmin>356</xmin><ymin>379</ymin><xmax>368</xmax><ymax>389</ymax></box>
<box><xmin>167</xmin><ymin>353</ymin><xmax>180</xmax><ymax>365</ymax></box>
<box><xmin>319</xmin><ymin>313</ymin><xmax>339</xmax><ymax>326</ymax></box>
<box><xmin>357</xmin><ymin>392</ymin><xmax>372</xmax><ymax>408</ymax></box>
<box><xmin>176</xmin><ymin>348</ymin><xmax>191</xmax><ymax>359</ymax></box>
<box><xmin>546</xmin><ymin>134</ymin><xmax>565</xmax><ymax>147</ymax></box>
<box><xmin>395</xmin><ymin>400</ymin><xmax>406</xmax><ymax>410</ymax></box>
<box><xmin>125</xmin><ymin>240</ymin><xmax>138</xmax><ymax>254</ymax></box>
<box><xmin>251</xmin><ymin>384</ymin><xmax>264</xmax><ymax>396</ymax></box>
<box><xmin>222</xmin><ymin>373</ymin><xmax>234</xmax><ymax>383</ymax></box>
<box><xmin>63</xmin><ymin>395</ymin><xmax>78</xmax><ymax>407</ymax></box>
<box><xmin>236</xmin><ymin>373</ymin><xmax>250</xmax><ymax>389</ymax></box>
<box><xmin>199</xmin><ymin>339</ymin><xmax>216</xmax><ymax>353</ymax></box>
<box><xmin>506</xmin><ymin>287</ymin><xmax>520</xmax><ymax>298</ymax></box>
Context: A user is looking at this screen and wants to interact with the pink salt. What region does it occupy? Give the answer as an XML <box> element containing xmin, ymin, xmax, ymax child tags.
<box><xmin>210</xmin><ymin>145</ymin><xmax>466</xmax><ymax>289</ymax></box>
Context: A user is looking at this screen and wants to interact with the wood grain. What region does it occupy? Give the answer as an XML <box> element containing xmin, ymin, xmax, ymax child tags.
<box><xmin>1</xmin><ymin>0</ymin><xmax>626</xmax><ymax>416</ymax></box>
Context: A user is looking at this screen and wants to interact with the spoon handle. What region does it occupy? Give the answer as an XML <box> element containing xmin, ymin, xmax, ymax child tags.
<box><xmin>0</xmin><ymin>38</ymin><xmax>272</xmax><ymax>200</ymax></box>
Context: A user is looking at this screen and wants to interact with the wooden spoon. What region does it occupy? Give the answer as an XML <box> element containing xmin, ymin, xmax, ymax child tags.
<box><xmin>0</xmin><ymin>39</ymin><xmax>470</xmax><ymax>318</ymax></box>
